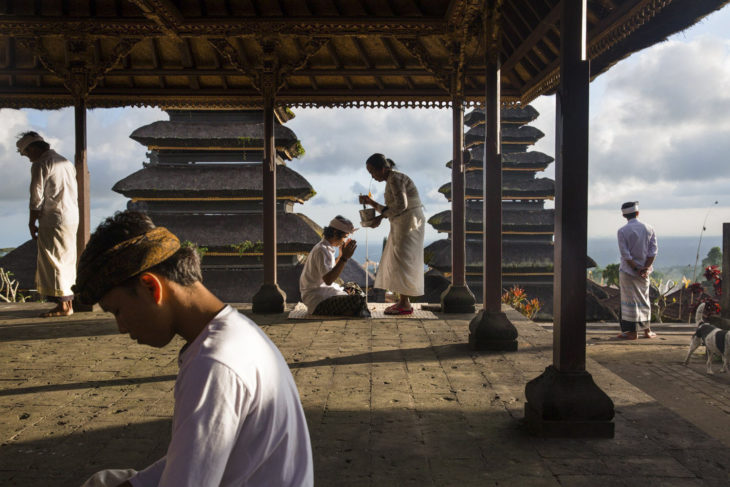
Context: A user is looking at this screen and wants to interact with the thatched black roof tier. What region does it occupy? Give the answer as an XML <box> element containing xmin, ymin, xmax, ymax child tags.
<box><xmin>149</xmin><ymin>213</ymin><xmax>322</xmax><ymax>253</ymax></box>
<box><xmin>465</xmin><ymin>125</ymin><xmax>544</xmax><ymax>149</ymax></box>
<box><xmin>130</xmin><ymin>120</ymin><xmax>301</xmax><ymax>160</ymax></box>
<box><xmin>128</xmin><ymin>199</ymin><xmax>298</xmax><ymax>215</ymax></box>
<box><xmin>113</xmin><ymin>164</ymin><xmax>315</xmax><ymax>200</ymax></box>
<box><xmin>425</xmin><ymin>238</ymin><xmax>554</xmax><ymax>274</ymax></box>
<box><xmin>0</xmin><ymin>240</ymin><xmax>36</xmax><ymax>291</ymax></box>
<box><xmin>463</xmin><ymin>106</ymin><xmax>539</xmax><ymax>128</ymax></box>
<box><xmin>446</xmin><ymin>148</ymin><xmax>554</xmax><ymax>172</ymax></box>
<box><xmin>428</xmin><ymin>206</ymin><xmax>554</xmax><ymax>234</ymax></box>
<box><xmin>438</xmin><ymin>173</ymin><xmax>555</xmax><ymax>201</ymax></box>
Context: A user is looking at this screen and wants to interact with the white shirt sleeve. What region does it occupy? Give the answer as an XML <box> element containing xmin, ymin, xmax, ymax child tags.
<box><xmin>647</xmin><ymin>228</ymin><xmax>658</xmax><ymax>258</ymax></box>
<box><xmin>314</xmin><ymin>245</ymin><xmax>333</xmax><ymax>277</ymax></box>
<box><xmin>132</xmin><ymin>358</ymin><xmax>250</xmax><ymax>487</ymax></box>
<box><xmin>29</xmin><ymin>162</ymin><xmax>45</xmax><ymax>211</ymax></box>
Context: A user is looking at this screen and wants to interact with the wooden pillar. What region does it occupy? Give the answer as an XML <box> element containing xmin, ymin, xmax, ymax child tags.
<box><xmin>468</xmin><ymin>0</ymin><xmax>517</xmax><ymax>349</ymax></box>
<box><xmin>252</xmin><ymin>44</ymin><xmax>286</xmax><ymax>313</ymax></box>
<box><xmin>71</xmin><ymin>97</ymin><xmax>93</xmax><ymax>311</ymax></box>
<box><xmin>441</xmin><ymin>96</ymin><xmax>475</xmax><ymax>313</ymax></box>
<box><xmin>710</xmin><ymin>222</ymin><xmax>730</xmax><ymax>329</ymax></box>
<box><xmin>524</xmin><ymin>0</ymin><xmax>614</xmax><ymax>438</ymax></box>
<box><xmin>74</xmin><ymin>97</ymin><xmax>90</xmax><ymax>260</ymax></box>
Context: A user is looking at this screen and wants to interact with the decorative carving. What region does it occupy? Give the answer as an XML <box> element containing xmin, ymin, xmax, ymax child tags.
<box><xmin>207</xmin><ymin>38</ymin><xmax>261</xmax><ymax>92</ymax></box>
<box><xmin>396</xmin><ymin>37</ymin><xmax>451</xmax><ymax>92</ymax></box>
<box><xmin>118</xmin><ymin>0</ymin><xmax>183</xmax><ymax>39</ymax></box>
<box><xmin>277</xmin><ymin>37</ymin><xmax>330</xmax><ymax>91</ymax></box>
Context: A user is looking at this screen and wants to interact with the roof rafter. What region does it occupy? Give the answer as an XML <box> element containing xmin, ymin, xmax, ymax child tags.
<box><xmin>126</xmin><ymin>0</ymin><xmax>184</xmax><ymax>40</ymax></box>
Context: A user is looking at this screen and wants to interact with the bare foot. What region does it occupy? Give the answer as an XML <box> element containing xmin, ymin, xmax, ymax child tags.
<box><xmin>40</xmin><ymin>303</ymin><xmax>73</xmax><ymax>318</ymax></box>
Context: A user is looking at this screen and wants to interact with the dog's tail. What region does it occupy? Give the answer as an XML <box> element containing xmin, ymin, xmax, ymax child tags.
<box><xmin>695</xmin><ymin>302</ymin><xmax>706</xmax><ymax>324</ymax></box>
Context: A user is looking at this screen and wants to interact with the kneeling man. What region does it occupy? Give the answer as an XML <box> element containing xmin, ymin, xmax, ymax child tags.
<box><xmin>76</xmin><ymin>211</ymin><xmax>312</xmax><ymax>487</ymax></box>
<box><xmin>299</xmin><ymin>216</ymin><xmax>369</xmax><ymax>317</ymax></box>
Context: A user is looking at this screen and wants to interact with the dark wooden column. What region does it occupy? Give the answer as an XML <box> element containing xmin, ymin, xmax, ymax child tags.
<box><xmin>441</xmin><ymin>96</ymin><xmax>476</xmax><ymax>313</ymax></box>
<box><xmin>74</xmin><ymin>97</ymin><xmax>90</xmax><ymax>259</ymax></box>
<box><xmin>468</xmin><ymin>0</ymin><xmax>517</xmax><ymax>350</ymax></box>
<box><xmin>524</xmin><ymin>0</ymin><xmax>614</xmax><ymax>438</ymax></box>
<box><xmin>71</xmin><ymin>96</ymin><xmax>94</xmax><ymax>311</ymax></box>
<box><xmin>711</xmin><ymin>222</ymin><xmax>730</xmax><ymax>329</ymax></box>
<box><xmin>252</xmin><ymin>44</ymin><xmax>286</xmax><ymax>313</ymax></box>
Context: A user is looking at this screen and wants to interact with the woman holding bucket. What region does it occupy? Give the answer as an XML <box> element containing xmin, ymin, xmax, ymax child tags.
<box><xmin>359</xmin><ymin>153</ymin><xmax>424</xmax><ymax>315</ymax></box>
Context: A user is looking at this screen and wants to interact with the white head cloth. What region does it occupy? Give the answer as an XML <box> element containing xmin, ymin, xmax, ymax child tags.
<box><xmin>329</xmin><ymin>216</ymin><xmax>358</xmax><ymax>234</ymax></box>
<box><xmin>621</xmin><ymin>202</ymin><xmax>639</xmax><ymax>215</ymax></box>
<box><xmin>16</xmin><ymin>133</ymin><xmax>45</xmax><ymax>155</ymax></box>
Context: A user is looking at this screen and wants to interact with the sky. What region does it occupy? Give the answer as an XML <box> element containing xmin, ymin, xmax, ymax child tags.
<box><xmin>1</xmin><ymin>6</ymin><xmax>729</xmax><ymax>254</ymax></box>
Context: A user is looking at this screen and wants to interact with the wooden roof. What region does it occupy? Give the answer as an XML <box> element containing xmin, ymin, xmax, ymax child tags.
<box><xmin>1</xmin><ymin>0</ymin><xmax>727</xmax><ymax>110</ymax></box>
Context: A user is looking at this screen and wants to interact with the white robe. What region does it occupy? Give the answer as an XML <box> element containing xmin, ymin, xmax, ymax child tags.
<box><xmin>29</xmin><ymin>149</ymin><xmax>78</xmax><ymax>297</ymax></box>
<box><xmin>374</xmin><ymin>170</ymin><xmax>425</xmax><ymax>297</ymax></box>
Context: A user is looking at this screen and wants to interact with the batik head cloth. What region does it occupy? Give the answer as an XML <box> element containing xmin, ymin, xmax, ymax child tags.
<box><xmin>72</xmin><ymin>227</ymin><xmax>181</xmax><ymax>305</ymax></box>
<box><xmin>16</xmin><ymin>133</ymin><xmax>45</xmax><ymax>155</ymax></box>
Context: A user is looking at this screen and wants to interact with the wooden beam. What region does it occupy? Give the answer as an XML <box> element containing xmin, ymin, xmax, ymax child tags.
<box><xmin>126</xmin><ymin>0</ymin><xmax>184</xmax><ymax>39</ymax></box>
<box><xmin>74</xmin><ymin>97</ymin><xmax>90</xmax><ymax>264</ymax></box>
<box><xmin>502</xmin><ymin>2</ymin><xmax>560</xmax><ymax>73</ymax></box>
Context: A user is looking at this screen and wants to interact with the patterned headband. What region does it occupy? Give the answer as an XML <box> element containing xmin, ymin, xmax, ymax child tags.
<box><xmin>73</xmin><ymin>227</ymin><xmax>181</xmax><ymax>305</ymax></box>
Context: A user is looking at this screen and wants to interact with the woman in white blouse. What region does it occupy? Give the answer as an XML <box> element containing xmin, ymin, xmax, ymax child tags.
<box><xmin>359</xmin><ymin>153</ymin><xmax>425</xmax><ymax>315</ymax></box>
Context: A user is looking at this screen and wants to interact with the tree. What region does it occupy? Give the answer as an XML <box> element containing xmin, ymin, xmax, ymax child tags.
<box><xmin>603</xmin><ymin>263</ymin><xmax>620</xmax><ymax>287</ymax></box>
<box><xmin>702</xmin><ymin>246</ymin><xmax>722</xmax><ymax>269</ymax></box>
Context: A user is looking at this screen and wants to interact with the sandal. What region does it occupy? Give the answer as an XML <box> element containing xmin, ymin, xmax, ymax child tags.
<box><xmin>40</xmin><ymin>309</ymin><xmax>73</xmax><ymax>318</ymax></box>
<box><xmin>644</xmin><ymin>330</ymin><xmax>657</xmax><ymax>339</ymax></box>
<box><xmin>384</xmin><ymin>304</ymin><xmax>413</xmax><ymax>315</ymax></box>
<box><xmin>616</xmin><ymin>331</ymin><xmax>637</xmax><ymax>340</ymax></box>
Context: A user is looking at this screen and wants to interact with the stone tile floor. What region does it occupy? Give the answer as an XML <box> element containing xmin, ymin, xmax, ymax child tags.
<box><xmin>0</xmin><ymin>302</ymin><xmax>728</xmax><ymax>486</ymax></box>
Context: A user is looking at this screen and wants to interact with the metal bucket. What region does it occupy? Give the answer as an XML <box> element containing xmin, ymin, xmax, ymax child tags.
<box><xmin>359</xmin><ymin>208</ymin><xmax>376</xmax><ymax>225</ymax></box>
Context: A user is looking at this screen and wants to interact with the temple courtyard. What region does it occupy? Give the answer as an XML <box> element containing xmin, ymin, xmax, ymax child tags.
<box><xmin>1</xmin><ymin>302</ymin><xmax>729</xmax><ymax>487</ymax></box>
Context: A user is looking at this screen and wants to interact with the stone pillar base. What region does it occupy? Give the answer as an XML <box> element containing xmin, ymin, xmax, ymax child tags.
<box><xmin>524</xmin><ymin>365</ymin><xmax>614</xmax><ymax>438</ymax></box>
<box><xmin>252</xmin><ymin>284</ymin><xmax>286</xmax><ymax>314</ymax></box>
<box><xmin>709</xmin><ymin>316</ymin><xmax>730</xmax><ymax>330</ymax></box>
<box><xmin>440</xmin><ymin>284</ymin><xmax>476</xmax><ymax>313</ymax></box>
<box><xmin>468</xmin><ymin>310</ymin><xmax>518</xmax><ymax>351</ymax></box>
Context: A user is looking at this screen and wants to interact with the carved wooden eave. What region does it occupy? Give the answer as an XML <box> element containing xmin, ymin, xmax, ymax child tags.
<box><xmin>0</xmin><ymin>0</ymin><xmax>727</xmax><ymax>110</ymax></box>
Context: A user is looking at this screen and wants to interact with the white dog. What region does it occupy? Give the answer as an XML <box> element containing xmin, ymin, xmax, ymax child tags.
<box><xmin>684</xmin><ymin>303</ymin><xmax>730</xmax><ymax>374</ymax></box>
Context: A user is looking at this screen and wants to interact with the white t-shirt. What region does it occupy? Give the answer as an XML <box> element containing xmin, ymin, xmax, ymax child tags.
<box><xmin>299</xmin><ymin>239</ymin><xmax>346</xmax><ymax>312</ymax></box>
<box><xmin>130</xmin><ymin>305</ymin><xmax>313</xmax><ymax>487</ymax></box>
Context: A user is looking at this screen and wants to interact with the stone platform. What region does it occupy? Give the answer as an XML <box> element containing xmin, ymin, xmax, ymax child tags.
<box><xmin>0</xmin><ymin>302</ymin><xmax>728</xmax><ymax>486</ymax></box>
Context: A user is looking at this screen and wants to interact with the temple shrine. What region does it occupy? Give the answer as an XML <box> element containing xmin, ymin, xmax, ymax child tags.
<box><xmin>114</xmin><ymin>109</ymin><xmax>366</xmax><ymax>303</ymax></box>
<box><xmin>425</xmin><ymin>106</ymin><xmax>556</xmax><ymax>316</ymax></box>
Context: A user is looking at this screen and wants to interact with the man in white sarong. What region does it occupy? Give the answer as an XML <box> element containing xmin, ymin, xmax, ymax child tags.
<box><xmin>17</xmin><ymin>132</ymin><xmax>78</xmax><ymax>317</ymax></box>
<box><xmin>617</xmin><ymin>201</ymin><xmax>658</xmax><ymax>340</ymax></box>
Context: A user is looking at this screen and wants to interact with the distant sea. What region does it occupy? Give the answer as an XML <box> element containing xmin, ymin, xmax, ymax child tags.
<box><xmin>351</xmin><ymin>235</ymin><xmax>723</xmax><ymax>273</ymax></box>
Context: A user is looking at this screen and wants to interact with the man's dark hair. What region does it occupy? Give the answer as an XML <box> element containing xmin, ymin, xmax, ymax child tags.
<box><xmin>18</xmin><ymin>131</ymin><xmax>50</xmax><ymax>153</ymax></box>
<box><xmin>621</xmin><ymin>201</ymin><xmax>638</xmax><ymax>220</ymax></box>
<box><xmin>82</xmin><ymin>210</ymin><xmax>202</xmax><ymax>289</ymax></box>
<box><xmin>323</xmin><ymin>226</ymin><xmax>347</xmax><ymax>239</ymax></box>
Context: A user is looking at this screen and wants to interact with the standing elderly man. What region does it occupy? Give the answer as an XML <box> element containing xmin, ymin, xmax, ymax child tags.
<box><xmin>17</xmin><ymin>131</ymin><xmax>78</xmax><ymax>317</ymax></box>
<box><xmin>617</xmin><ymin>201</ymin><xmax>658</xmax><ymax>340</ymax></box>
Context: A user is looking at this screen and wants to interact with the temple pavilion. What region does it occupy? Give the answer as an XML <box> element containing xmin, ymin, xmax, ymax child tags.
<box><xmin>3</xmin><ymin>0</ymin><xmax>728</xmax><ymax>438</ymax></box>
<box><xmin>425</xmin><ymin>106</ymin><xmax>556</xmax><ymax>316</ymax></box>
<box><xmin>115</xmin><ymin>108</ymin><xmax>366</xmax><ymax>302</ymax></box>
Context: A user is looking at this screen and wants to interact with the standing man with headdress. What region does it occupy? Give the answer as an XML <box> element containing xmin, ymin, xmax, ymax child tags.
<box><xmin>17</xmin><ymin>131</ymin><xmax>78</xmax><ymax>317</ymax></box>
<box><xmin>617</xmin><ymin>201</ymin><xmax>658</xmax><ymax>340</ymax></box>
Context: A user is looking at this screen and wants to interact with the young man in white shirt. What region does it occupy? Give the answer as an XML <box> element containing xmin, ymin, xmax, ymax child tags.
<box><xmin>75</xmin><ymin>211</ymin><xmax>313</xmax><ymax>487</ymax></box>
<box><xmin>616</xmin><ymin>201</ymin><xmax>659</xmax><ymax>340</ymax></box>
<box><xmin>299</xmin><ymin>216</ymin><xmax>370</xmax><ymax>317</ymax></box>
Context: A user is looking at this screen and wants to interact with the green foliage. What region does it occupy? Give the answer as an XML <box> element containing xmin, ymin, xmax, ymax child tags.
<box><xmin>702</xmin><ymin>246</ymin><xmax>722</xmax><ymax>269</ymax></box>
<box><xmin>292</xmin><ymin>140</ymin><xmax>306</xmax><ymax>158</ymax></box>
<box><xmin>181</xmin><ymin>240</ymin><xmax>208</xmax><ymax>259</ymax></box>
<box><xmin>603</xmin><ymin>263</ymin><xmax>620</xmax><ymax>287</ymax></box>
<box><xmin>231</xmin><ymin>240</ymin><xmax>264</xmax><ymax>255</ymax></box>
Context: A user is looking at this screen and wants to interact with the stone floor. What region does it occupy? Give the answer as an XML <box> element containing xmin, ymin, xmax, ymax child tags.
<box><xmin>0</xmin><ymin>302</ymin><xmax>728</xmax><ymax>486</ymax></box>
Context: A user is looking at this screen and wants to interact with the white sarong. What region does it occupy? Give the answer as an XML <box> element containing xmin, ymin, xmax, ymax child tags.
<box><xmin>375</xmin><ymin>206</ymin><xmax>425</xmax><ymax>297</ymax></box>
<box><xmin>619</xmin><ymin>270</ymin><xmax>651</xmax><ymax>327</ymax></box>
<box><xmin>36</xmin><ymin>214</ymin><xmax>77</xmax><ymax>297</ymax></box>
